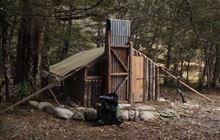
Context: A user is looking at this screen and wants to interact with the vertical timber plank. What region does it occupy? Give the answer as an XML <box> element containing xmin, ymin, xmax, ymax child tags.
<box><xmin>107</xmin><ymin>30</ymin><xmax>112</xmax><ymax>93</ymax></box>
<box><xmin>129</xmin><ymin>42</ymin><xmax>133</xmax><ymax>104</ymax></box>
<box><xmin>83</xmin><ymin>68</ymin><xmax>88</xmax><ymax>107</ymax></box>
<box><xmin>148</xmin><ymin>60</ymin><xmax>152</xmax><ymax>101</ymax></box>
<box><xmin>144</xmin><ymin>58</ymin><xmax>149</xmax><ymax>102</ymax></box>
<box><xmin>155</xmin><ymin>66</ymin><xmax>160</xmax><ymax>101</ymax></box>
<box><xmin>152</xmin><ymin>63</ymin><xmax>156</xmax><ymax>101</ymax></box>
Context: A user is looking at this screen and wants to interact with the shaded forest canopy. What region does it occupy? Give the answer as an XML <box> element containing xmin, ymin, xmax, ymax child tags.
<box><xmin>0</xmin><ymin>0</ymin><xmax>220</xmax><ymax>100</ymax></box>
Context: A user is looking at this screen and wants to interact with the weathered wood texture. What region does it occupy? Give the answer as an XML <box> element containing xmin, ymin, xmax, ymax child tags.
<box><xmin>106</xmin><ymin>19</ymin><xmax>131</xmax><ymax>102</ymax></box>
<box><xmin>85</xmin><ymin>79</ymin><xmax>103</xmax><ymax>107</ymax></box>
<box><xmin>133</xmin><ymin>50</ymin><xmax>160</xmax><ymax>102</ymax></box>
<box><xmin>65</xmin><ymin>68</ymin><xmax>86</xmax><ymax>106</ymax></box>
<box><xmin>132</xmin><ymin>56</ymin><xmax>144</xmax><ymax>102</ymax></box>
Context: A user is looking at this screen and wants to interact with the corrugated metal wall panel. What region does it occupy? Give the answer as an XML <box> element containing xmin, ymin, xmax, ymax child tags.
<box><xmin>109</xmin><ymin>19</ymin><xmax>130</xmax><ymax>46</ymax></box>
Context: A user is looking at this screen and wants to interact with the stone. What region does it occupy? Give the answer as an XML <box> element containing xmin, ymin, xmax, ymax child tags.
<box><xmin>136</xmin><ymin>105</ymin><xmax>156</xmax><ymax>111</ymax></box>
<box><xmin>54</xmin><ymin>107</ymin><xmax>74</xmax><ymax>120</ymax></box>
<box><xmin>40</xmin><ymin>70</ymin><xmax>50</xmax><ymax>78</ymax></box>
<box><xmin>85</xmin><ymin>108</ymin><xmax>97</xmax><ymax>121</ymax></box>
<box><xmin>208</xmin><ymin>113</ymin><xmax>220</xmax><ymax>121</ymax></box>
<box><xmin>170</xmin><ymin>102</ymin><xmax>175</xmax><ymax>107</ymax></box>
<box><xmin>182</xmin><ymin>102</ymin><xmax>199</xmax><ymax>109</ymax></box>
<box><xmin>128</xmin><ymin>110</ymin><xmax>139</xmax><ymax>121</ymax></box>
<box><xmin>72</xmin><ymin>110</ymin><xmax>85</xmax><ymax>121</ymax></box>
<box><xmin>70</xmin><ymin>102</ymin><xmax>79</xmax><ymax>107</ymax></box>
<box><xmin>140</xmin><ymin>111</ymin><xmax>160</xmax><ymax>121</ymax></box>
<box><xmin>29</xmin><ymin>100</ymin><xmax>39</xmax><ymax>108</ymax></box>
<box><xmin>76</xmin><ymin>107</ymin><xmax>86</xmax><ymax>111</ymax></box>
<box><xmin>213</xmin><ymin>107</ymin><xmax>220</xmax><ymax>112</ymax></box>
<box><xmin>118</xmin><ymin>104</ymin><xmax>131</xmax><ymax>110</ymax></box>
<box><xmin>119</xmin><ymin>110</ymin><xmax>129</xmax><ymax>121</ymax></box>
<box><xmin>37</xmin><ymin>102</ymin><xmax>55</xmax><ymax>114</ymax></box>
<box><xmin>160</xmin><ymin>109</ymin><xmax>179</xmax><ymax>118</ymax></box>
<box><xmin>158</xmin><ymin>97</ymin><xmax>166</xmax><ymax>102</ymax></box>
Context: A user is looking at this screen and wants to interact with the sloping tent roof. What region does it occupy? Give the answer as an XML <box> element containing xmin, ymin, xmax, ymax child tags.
<box><xmin>50</xmin><ymin>47</ymin><xmax>105</xmax><ymax>77</ymax></box>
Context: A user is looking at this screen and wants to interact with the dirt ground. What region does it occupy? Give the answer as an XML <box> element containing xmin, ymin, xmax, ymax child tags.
<box><xmin>0</xmin><ymin>91</ymin><xmax>220</xmax><ymax>140</ymax></box>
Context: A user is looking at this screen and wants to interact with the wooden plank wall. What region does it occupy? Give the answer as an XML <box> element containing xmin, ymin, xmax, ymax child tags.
<box><xmin>133</xmin><ymin>50</ymin><xmax>160</xmax><ymax>102</ymax></box>
<box><xmin>85</xmin><ymin>79</ymin><xmax>102</xmax><ymax>107</ymax></box>
<box><xmin>132</xmin><ymin>56</ymin><xmax>144</xmax><ymax>102</ymax></box>
<box><xmin>105</xmin><ymin>19</ymin><xmax>131</xmax><ymax>102</ymax></box>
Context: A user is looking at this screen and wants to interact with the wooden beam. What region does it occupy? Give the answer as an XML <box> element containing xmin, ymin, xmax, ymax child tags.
<box><xmin>111</xmin><ymin>45</ymin><xmax>129</xmax><ymax>48</ymax></box>
<box><xmin>114</xmin><ymin>77</ymin><xmax>128</xmax><ymax>93</ymax></box>
<box><xmin>129</xmin><ymin>42</ymin><xmax>133</xmax><ymax>104</ymax></box>
<box><xmin>159</xmin><ymin>66</ymin><xmax>212</xmax><ymax>102</ymax></box>
<box><xmin>144</xmin><ymin>58</ymin><xmax>149</xmax><ymax>102</ymax></box>
<box><xmin>86</xmin><ymin>76</ymin><xmax>102</xmax><ymax>80</ymax></box>
<box><xmin>155</xmin><ymin>66</ymin><xmax>160</xmax><ymax>101</ymax></box>
<box><xmin>107</xmin><ymin>31</ymin><xmax>112</xmax><ymax>93</ymax></box>
<box><xmin>111</xmin><ymin>73</ymin><xmax>128</xmax><ymax>76</ymax></box>
<box><xmin>48</xmin><ymin>88</ymin><xmax>61</xmax><ymax>106</ymax></box>
<box><xmin>111</xmin><ymin>48</ymin><xmax>129</xmax><ymax>72</ymax></box>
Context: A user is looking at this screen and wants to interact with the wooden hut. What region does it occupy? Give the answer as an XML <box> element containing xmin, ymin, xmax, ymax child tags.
<box><xmin>49</xmin><ymin>19</ymin><xmax>160</xmax><ymax>107</ymax></box>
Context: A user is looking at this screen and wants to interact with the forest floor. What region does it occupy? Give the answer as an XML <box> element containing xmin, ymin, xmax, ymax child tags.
<box><xmin>0</xmin><ymin>91</ymin><xmax>220</xmax><ymax>140</ymax></box>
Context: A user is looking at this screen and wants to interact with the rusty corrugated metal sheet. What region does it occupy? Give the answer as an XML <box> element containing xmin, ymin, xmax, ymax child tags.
<box><xmin>107</xmin><ymin>19</ymin><xmax>130</xmax><ymax>46</ymax></box>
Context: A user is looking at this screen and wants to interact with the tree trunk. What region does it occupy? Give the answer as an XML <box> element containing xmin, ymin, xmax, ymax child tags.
<box><xmin>15</xmin><ymin>0</ymin><xmax>43</xmax><ymax>93</ymax></box>
<box><xmin>59</xmin><ymin>19</ymin><xmax>72</xmax><ymax>61</ymax></box>
<box><xmin>212</xmin><ymin>44</ymin><xmax>220</xmax><ymax>87</ymax></box>
<box><xmin>30</xmin><ymin>17</ymin><xmax>42</xmax><ymax>88</ymax></box>
<box><xmin>1</xmin><ymin>20</ymin><xmax>14</xmax><ymax>100</ymax></box>
<box><xmin>197</xmin><ymin>43</ymin><xmax>216</xmax><ymax>88</ymax></box>
<box><xmin>15</xmin><ymin>0</ymin><xmax>32</xmax><ymax>83</ymax></box>
<box><xmin>186</xmin><ymin>59</ymin><xmax>190</xmax><ymax>81</ymax></box>
<box><xmin>97</xmin><ymin>22</ymin><xmax>104</xmax><ymax>48</ymax></box>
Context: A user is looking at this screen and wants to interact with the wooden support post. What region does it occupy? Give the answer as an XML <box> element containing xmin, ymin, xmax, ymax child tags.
<box><xmin>107</xmin><ymin>31</ymin><xmax>112</xmax><ymax>93</ymax></box>
<box><xmin>48</xmin><ymin>88</ymin><xmax>61</xmax><ymax>106</ymax></box>
<box><xmin>155</xmin><ymin>66</ymin><xmax>160</xmax><ymax>101</ymax></box>
<box><xmin>148</xmin><ymin>61</ymin><xmax>153</xmax><ymax>101</ymax></box>
<box><xmin>145</xmin><ymin>58</ymin><xmax>149</xmax><ymax>102</ymax></box>
<box><xmin>152</xmin><ymin>64</ymin><xmax>156</xmax><ymax>101</ymax></box>
<box><xmin>129</xmin><ymin>42</ymin><xmax>133</xmax><ymax>104</ymax></box>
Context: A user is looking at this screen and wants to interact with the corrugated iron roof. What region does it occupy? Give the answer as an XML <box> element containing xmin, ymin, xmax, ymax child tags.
<box><xmin>50</xmin><ymin>47</ymin><xmax>105</xmax><ymax>77</ymax></box>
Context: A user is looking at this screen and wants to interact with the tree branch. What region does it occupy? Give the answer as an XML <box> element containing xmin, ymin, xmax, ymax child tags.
<box><xmin>54</xmin><ymin>0</ymin><xmax>104</xmax><ymax>19</ymax></box>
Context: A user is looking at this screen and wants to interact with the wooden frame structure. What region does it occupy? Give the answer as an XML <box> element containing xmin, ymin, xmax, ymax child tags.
<box><xmin>105</xmin><ymin>19</ymin><xmax>132</xmax><ymax>102</ymax></box>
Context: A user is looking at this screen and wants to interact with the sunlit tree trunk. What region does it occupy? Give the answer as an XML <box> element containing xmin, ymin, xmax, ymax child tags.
<box><xmin>212</xmin><ymin>44</ymin><xmax>220</xmax><ymax>87</ymax></box>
